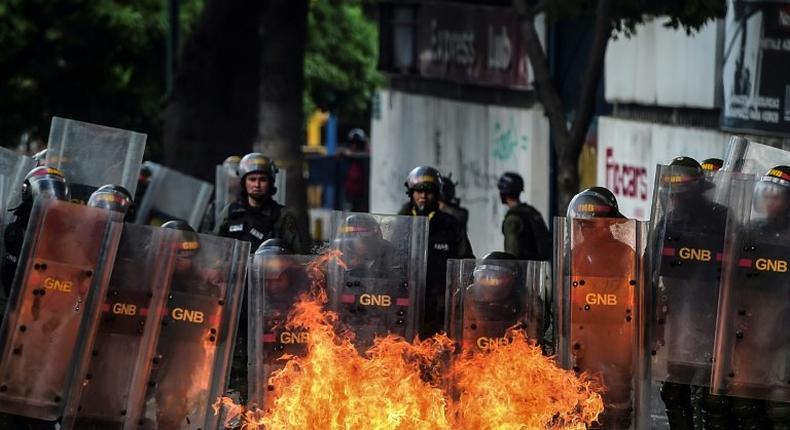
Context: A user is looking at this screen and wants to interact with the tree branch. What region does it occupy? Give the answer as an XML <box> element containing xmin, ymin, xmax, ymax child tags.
<box><xmin>568</xmin><ymin>0</ymin><xmax>613</xmax><ymax>150</ymax></box>
<box><xmin>514</xmin><ymin>0</ymin><xmax>569</xmax><ymax>144</ymax></box>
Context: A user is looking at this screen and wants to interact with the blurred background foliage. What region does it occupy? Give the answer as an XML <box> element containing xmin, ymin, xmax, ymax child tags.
<box><xmin>0</xmin><ymin>0</ymin><xmax>381</xmax><ymax>154</ymax></box>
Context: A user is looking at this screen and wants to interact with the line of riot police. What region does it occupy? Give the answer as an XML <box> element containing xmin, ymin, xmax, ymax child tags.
<box><xmin>1</xmin><ymin>116</ymin><xmax>789</xmax><ymax>430</ymax></box>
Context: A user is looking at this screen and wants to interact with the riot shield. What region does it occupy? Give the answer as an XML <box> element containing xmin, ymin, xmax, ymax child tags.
<box><xmin>0</xmin><ymin>149</ymin><xmax>34</xmax><ymax>289</ymax></box>
<box><xmin>248</xmin><ymin>253</ymin><xmax>314</xmax><ymax>410</ymax></box>
<box><xmin>273</xmin><ymin>167</ymin><xmax>286</xmax><ymax>206</ymax></box>
<box><xmin>648</xmin><ymin>165</ymin><xmax>734</xmax><ymax>385</ymax></box>
<box><xmin>128</xmin><ymin>231</ymin><xmax>249</xmax><ymax>430</ymax></box>
<box><xmin>0</xmin><ymin>146</ymin><xmax>34</xmax><ymax>211</ymax></box>
<box><xmin>722</xmin><ymin>136</ymin><xmax>790</xmax><ymax>176</ymax></box>
<box><xmin>445</xmin><ymin>258</ymin><xmax>549</xmax><ymax>353</ymax></box>
<box><xmin>61</xmin><ymin>224</ymin><xmax>178</xmax><ymax>430</ymax></box>
<box><xmin>0</xmin><ymin>199</ymin><xmax>123</xmax><ymax>420</ymax></box>
<box><xmin>135</xmin><ymin>162</ymin><xmax>214</xmax><ymax>230</ymax></box>
<box><xmin>712</xmin><ymin>175</ymin><xmax>790</xmax><ymax>403</ymax></box>
<box><xmin>555</xmin><ymin>216</ymin><xmax>649</xmax><ymax>429</ymax></box>
<box><xmin>46</xmin><ymin>117</ymin><xmax>146</xmax><ymax>203</ymax></box>
<box><xmin>214</xmin><ymin>165</ymin><xmax>241</xmax><ymax>224</ymax></box>
<box><xmin>327</xmin><ymin>211</ymin><xmax>428</xmax><ymax>350</ymax></box>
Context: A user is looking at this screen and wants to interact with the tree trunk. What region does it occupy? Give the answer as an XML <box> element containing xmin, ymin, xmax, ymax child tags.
<box><xmin>163</xmin><ymin>0</ymin><xmax>265</xmax><ymax>181</ymax></box>
<box><xmin>256</xmin><ymin>0</ymin><xmax>310</xmax><ymax>237</ymax></box>
<box><xmin>515</xmin><ymin>0</ymin><xmax>612</xmax><ymax>215</ymax></box>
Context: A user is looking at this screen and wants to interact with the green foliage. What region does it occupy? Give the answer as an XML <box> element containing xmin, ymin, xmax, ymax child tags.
<box><xmin>304</xmin><ymin>0</ymin><xmax>382</xmax><ymax>123</ymax></box>
<box><xmin>0</xmin><ymin>0</ymin><xmax>203</xmax><ymax>149</ymax></box>
<box><xmin>545</xmin><ymin>0</ymin><xmax>727</xmax><ymax>36</ymax></box>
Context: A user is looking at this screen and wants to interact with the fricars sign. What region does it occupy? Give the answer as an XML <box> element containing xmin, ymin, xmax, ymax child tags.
<box><xmin>597</xmin><ymin>117</ymin><xmax>729</xmax><ymax>220</ymax></box>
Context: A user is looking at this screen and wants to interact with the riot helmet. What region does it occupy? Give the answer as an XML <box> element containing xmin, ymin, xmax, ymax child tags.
<box><xmin>753</xmin><ymin>165</ymin><xmax>790</xmax><ymax>221</ymax></box>
<box><xmin>87</xmin><ymin>184</ymin><xmax>133</xmax><ymax>214</ymax></box>
<box><xmin>701</xmin><ymin>158</ymin><xmax>724</xmax><ymax>172</ymax></box>
<box><xmin>336</xmin><ymin>213</ymin><xmax>385</xmax><ymax>269</ymax></box>
<box><xmin>22</xmin><ymin>166</ymin><xmax>70</xmax><ymax>201</ymax></box>
<box><xmin>471</xmin><ymin>252</ymin><xmax>518</xmax><ymax>303</ymax></box>
<box><xmin>255</xmin><ymin>238</ymin><xmax>289</xmax><ymax>256</ymax></box>
<box><xmin>405</xmin><ymin>166</ymin><xmax>441</xmax><ymax>194</ymax></box>
<box><xmin>222</xmin><ymin>155</ymin><xmax>241</xmax><ymax>176</ymax></box>
<box><xmin>497</xmin><ymin>172</ymin><xmax>524</xmax><ymax>196</ymax></box>
<box><xmin>583</xmin><ymin>186</ymin><xmax>623</xmax><ymax>217</ymax></box>
<box><xmin>662</xmin><ymin>157</ymin><xmax>707</xmax><ymax>195</ymax></box>
<box><xmin>239</xmin><ymin>153</ymin><xmax>278</xmax><ymax>181</ymax></box>
<box><xmin>567</xmin><ymin>188</ymin><xmax>620</xmax><ymax>219</ymax></box>
<box><xmin>161</xmin><ymin>220</ymin><xmax>201</xmax><ymax>258</ymax></box>
<box><xmin>138</xmin><ymin>164</ymin><xmax>153</xmax><ymax>186</ymax></box>
<box><xmin>405</xmin><ymin>166</ymin><xmax>441</xmax><ymax>214</ymax></box>
<box><xmin>338</xmin><ymin>213</ymin><xmax>383</xmax><ymax>242</ymax></box>
<box><xmin>239</xmin><ymin>153</ymin><xmax>278</xmax><ymax>200</ymax></box>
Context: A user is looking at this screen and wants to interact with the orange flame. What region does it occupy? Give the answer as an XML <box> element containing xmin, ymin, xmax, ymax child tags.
<box><xmin>449</xmin><ymin>331</ymin><xmax>604</xmax><ymax>430</ymax></box>
<box><xmin>215</xmin><ymin>250</ymin><xmax>603</xmax><ymax>429</ymax></box>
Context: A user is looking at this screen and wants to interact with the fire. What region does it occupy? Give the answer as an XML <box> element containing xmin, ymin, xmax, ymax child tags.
<box><xmin>449</xmin><ymin>331</ymin><xmax>604</xmax><ymax>430</ymax></box>
<box><xmin>218</xmin><ymin>299</ymin><xmax>451</xmax><ymax>430</ymax></box>
<box><xmin>215</xmin><ymin>250</ymin><xmax>603</xmax><ymax>429</ymax></box>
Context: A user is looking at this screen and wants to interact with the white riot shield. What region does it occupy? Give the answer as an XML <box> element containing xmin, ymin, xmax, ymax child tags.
<box><xmin>445</xmin><ymin>258</ymin><xmax>549</xmax><ymax>353</ymax></box>
<box><xmin>0</xmin><ymin>149</ymin><xmax>34</xmax><ymax>289</ymax></box>
<box><xmin>46</xmin><ymin>117</ymin><xmax>146</xmax><ymax>204</ymax></box>
<box><xmin>712</xmin><ymin>175</ymin><xmax>790</xmax><ymax>403</ymax></box>
<box><xmin>722</xmin><ymin>136</ymin><xmax>790</xmax><ymax>176</ymax></box>
<box><xmin>648</xmin><ymin>165</ymin><xmax>734</xmax><ymax>385</ymax></box>
<box><xmin>247</xmin><ymin>254</ymin><xmax>314</xmax><ymax>410</ymax></box>
<box><xmin>0</xmin><ymin>199</ymin><xmax>123</xmax><ymax>420</ymax></box>
<box><xmin>128</xmin><ymin>232</ymin><xmax>249</xmax><ymax>430</ymax></box>
<box><xmin>327</xmin><ymin>211</ymin><xmax>428</xmax><ymax>351</ymax></box>
<box><xmin>214</xmin><ymin>165</ymin><xmax>240</xmax><ymax>225</ymax></box>
<box><xmin>0</xmin><ymin>147</ymin><xmax>34</xmax><ymax>211</ymax></box>
<box><xmin>274</xmin><ymin>167</ymin><xmax>286</xmax><ymax>206</ymax></box>
<box><xmin>61</xmin><ymin>224</ymin><xmax>178</xmax><ymax>430</ymax></box>
<box><xmin>555</xmin><ymin>216</ymin><xmax>649</xmax><ymax>430</ymax></box>
<box><xmin>135</xmin><ymin>162</ymin><xmax>213</xmax><ymax>230</ymax></box>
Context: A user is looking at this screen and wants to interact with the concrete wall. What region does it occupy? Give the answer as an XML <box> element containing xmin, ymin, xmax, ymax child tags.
<box><xmin>370</xmin><ymin>89</ymin><xmax>550</xmax><ymax>256</ymax></box>
<box><xmin>605</xmin><ymin>19</ymin><xmax>722</xmax><ymax>108</ymax></box>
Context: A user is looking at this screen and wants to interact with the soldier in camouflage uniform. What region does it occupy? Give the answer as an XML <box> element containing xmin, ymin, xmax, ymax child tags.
<box><xmin>497</xmin><ymin>172</ymin><xmax>551</xmax><ymax>261</ymax></box>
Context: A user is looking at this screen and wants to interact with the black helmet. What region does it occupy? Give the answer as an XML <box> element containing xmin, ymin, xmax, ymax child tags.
<box><xmin>439</xmin><ymin>173</ymin><xmax>458</xmax><ymax>204</ymax></box>
<box><xmin>753</xmin><ymin>166</ymin><xmax>790</xmax><ymax>220</ymax></box>
<box><xmin>338</xmin><ymin>213</ymin><xmax>383</xmax><ymax>240</ymax></box>
<box><xmin>138</xmin><ymin>164</ymin><xmax>153</xmax><ymax>186</ymax></box>
<box><xmin>88</xmin><ymin>184</ymin><xmax>133</xmax><ymax>214</ymax></box>
<box><xmin>222</xmin><ymin>155</ymin><xmax>242</xmax><ymax>176</ymax></box>
<box><xmin>347</xmin><ymin>128</ymin><xmax>367</xmax><ymax>144</ymax></box>
<box><xmin>22</xmin><ymin>166</ymin><xmax>70</xmax><ymax>201</ymax></box>
<box><xmin>584</xmin><ymin>186</ymin><xmax>620</xmax><ymax>215</ymax></box>
<box><xmin>497</xmin><ymin>172</ymin><xmax>524</xmax><ymax>196</ymax></box>
<box><xmin>238</xmin><ymin>153</ymin><xmax>278</xmax><ymax>182</ymax></box>
<box><xmin>567</xmin><ymin>188</ymin><xmax>620</xmax><ymax>219</ymax></box>
<box><xmin>755</xmin><ymin>165</ymin><xmax>790</xmax><ymax>204</ymax></box>
<box><xmin>701</xmin><ymin>158</ymin><xmax>724</xmax><ymax>172</ymax></box>
<box><xmin>472</xmin><ymin>252</ymin><xmax>518</xmax><ymax>302</ymax></box>
<box><xmin>661</xmin><ymin>156</ymin><xmax>707</xmax><ymax>195</ymax></box>
<box><xmin>255</xmin><ymin>238</ymin><xmax>289</xmax><ymax>256</ymax></box>
<box><xmin>761</xmin><ymin>165</ymin><xmax>790</xmax><ymax>186</ymax></box>
<box><xmin>404</xmin><ymin>166</ymin><xmax>441</xmax><ymax>194</ymax></box>
<box><xmin>161</xmin><ymin>220</ymin><xmax>200</xmax><ymax>257</ymax></box>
